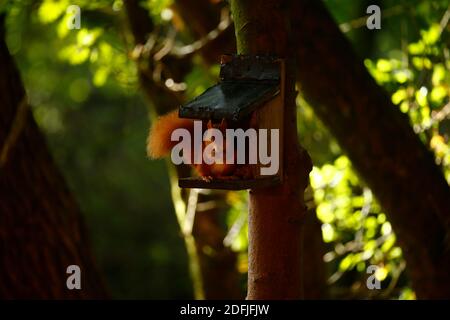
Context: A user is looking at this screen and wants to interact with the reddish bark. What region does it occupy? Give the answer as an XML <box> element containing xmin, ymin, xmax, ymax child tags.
<box><xmin>230</xmin><ymin>0</ymin><xmax>313</xmax><ymax>299</ymax></box>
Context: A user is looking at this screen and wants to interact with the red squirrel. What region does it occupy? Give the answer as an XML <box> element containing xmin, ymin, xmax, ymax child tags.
<box><xmin>147</xmin><ymin>110</ymin><xmax>253</xmax><ymax>180</ymax></box>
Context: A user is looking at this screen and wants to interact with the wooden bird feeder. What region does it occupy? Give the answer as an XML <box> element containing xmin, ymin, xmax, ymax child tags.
<box><xmin>178</xmin><ymin>54</ymin><xmax>284</xmax><ymax>190</ymax></box>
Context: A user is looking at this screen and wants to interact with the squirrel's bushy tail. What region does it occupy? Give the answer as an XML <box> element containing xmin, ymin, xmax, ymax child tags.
<box><xmin>147</xmin><ymin>110</ymin><xmax>194</xmax><ymax>159</ymax></box>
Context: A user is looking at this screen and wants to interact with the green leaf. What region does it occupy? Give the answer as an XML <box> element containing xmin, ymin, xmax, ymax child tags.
<box><xmin>431</xmin><ymin>86</ymin><xmax>447</xmax><ymax>103</ymax></box>
<box><xmin>93</xmin><ymin>66</ymin><xmax>110</xmax><ymax>87</ymax></box>
<box><xmin>317</xmin><ymin>203</ymin><xmax>334</xmax><ymax>223</ymax></box>
<box><xmin>408</xmin><ymin>41</ymin><xmax>425</xmax><ymax>55</ymax></box>
<box><xmin>415</xmin><ymin>87</ymin><xmax>428</xmax><ymax>107</ymax></box>
<box><xmin>392</xmin><ymin>88</ymin><xmax>407</xmax><ymax>105</ymax></box>
<box><xmin>432</xmin><ymin>64</ymin><xmax>446</xmax><ymax>85</ymax></box>
<box><xmin>38</xmin><ymin>0</ymin><xmax>69</xmax><ymax>24</ymax></box>
<box><xmin>339</xmin><ymin>254</ymin><xmax>354</xmax><ymax>271</ymax></box>
<box><xmin>422</xmin><ymin>24</ymin><xmax>441</xmax><ymax>45</ymax></box>
<box><xmin>321</xmin><ymin>223</ymin><xmax>335</xmax><ymax>243</ymax></box>
<box><xmin>412</xmin><ymin>57</ymin><xmax>432</xmax><ymax>70</ymax></box>
<box><xmin>376</xmin><ymin>59</ymin><xmax>392</xmax><ymax>72</ymax></box>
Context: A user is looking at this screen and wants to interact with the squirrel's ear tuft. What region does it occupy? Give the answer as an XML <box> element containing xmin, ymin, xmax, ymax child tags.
<box><xmin>147</xmin><ymin>110</ymin><xmax>194</xmax><ymax>159</ymax></box>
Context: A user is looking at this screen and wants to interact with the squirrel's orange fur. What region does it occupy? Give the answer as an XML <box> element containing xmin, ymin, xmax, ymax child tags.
<box><xmin>147</xmin><ymin>110</ymin><xmax>194</xmax><ymax>159</ymax></box>
<box><xmin>147</xmin><ymin>109</ymin><xmax>253</xmax><ymax>180</ymax></box>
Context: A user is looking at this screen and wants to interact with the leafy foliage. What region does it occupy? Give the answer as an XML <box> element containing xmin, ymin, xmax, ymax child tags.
<box><xmin>366</xmin><ymin>21</ymin><xmax>450</xmax><ymax>182</ymax></box>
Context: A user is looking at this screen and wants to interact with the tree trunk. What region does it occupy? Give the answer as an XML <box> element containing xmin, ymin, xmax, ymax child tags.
<box><xmin>302</xmin><ymin>196</ymin><xmax>327</xmax><ymax>299</ymax></box>
<box><xmin>0</xmin><ymin>17</ymin><xmax>107</xmax><ymax>299</ymax></box>
<box><xmin>230</xmin><ymin>0</ymin><xmax>312</xmax><ymax>299</ymax></box>
<box><xmin>291</xmin><ymin>0</ymin><xmax>450</xmax><ymax>298</ymax></box>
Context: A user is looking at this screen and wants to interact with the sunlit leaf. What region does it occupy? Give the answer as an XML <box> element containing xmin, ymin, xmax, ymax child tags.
<box><xmin>415</xmin><ymin>86</ymin><xmax>428</xmax><ymax>107</ymax></box>
<box><xmin>421</xmin><ymin>23</ymin><xmax>441</xmax><ymax>45</ymax></box>
<box><xmin>400</xmin><ymin>101</ymin><xmax>409</xmax><ymax>113</ymax></box>
<box><xmin>375</xmin><ymin>266</ymin><xmax>388</xmax><ymax>281</ymax></box>
<box><xmin>430</xmin><ymin>86</ymin><xmax>447</xmax><ymax>103</ymax></box>
<box><xmin>77</xmin><ymin>28</ymin><xmax>102</xmax><ymax>47</ymax></box>
<box><xmin>392</xmin><ymin>88</ymin><xmax>407</xmax><ymax>105</ymax></box>
<box><xmin>321</xmin><ymin>223</ymin><xmax>335</xmax><ymax>243</ymax></box>
<box><xmin>389</xmin><ymin>247</ymin><xmax>402</xmax><ymax>259</ymax></box>
<box><xmin>339</xmin><ymin>254</ymin><xmax>354</xmax><ymax>271</ymax></box>
<box><xmin>393</xmin><ymin>69</ymin><xmax>413</xmax><ymax>84</ymax></box>
<box><xmin>376</xmin><ymin>59</ymin><xmax>392</xmax><ymax>72</ymax></box>
<box><xmin>432</xmin><ymin>64</ymin><xmax>446</xmax><ymax>85</ymax></box>
<box><xmin>377</xmin><ymin>213</ymin><xmax>386</xmax><ymax>224</ymax></box>
<box><xmin>317</xmin><ymin>203</ymin><xmax>334</xmax><ymax>223</ymax></box>
<box><xmin>412</xmin><ymin>57</ymin><xmax>432</xmax><ymax>70</ymax></box>
<box><xmin>381</xmin><ymin>222</ymin><xmax>392</xmax><ymax>236</ymax></box>
<box><xmin>382</xmin><ymin>234</ymin><xmax>396</xmax><ymax>252</ymax></box>
<box><xmin>400</xmin><ymin>288</ymin><xmax>416</xmax><ymax>300</ymax></box>
<box><xmin>59</xmin><ymin>44</ymin><xmax>90</xmax><ymax>64</ymax></box>
<box><xmin>38</xmin><ymin>0</ymin><xmax>69</xmax><ymax>24</ymax></box>
<box><xmin>408</xmin><ymin>41</ymin><xmax>425</xmax><ymax>55</ymax></box>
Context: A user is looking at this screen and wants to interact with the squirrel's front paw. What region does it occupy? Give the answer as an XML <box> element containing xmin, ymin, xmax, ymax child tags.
<box><xmin>201</xmin><ymin>176</ymin><xmax>213</xmax><ymax>182</ymax></box>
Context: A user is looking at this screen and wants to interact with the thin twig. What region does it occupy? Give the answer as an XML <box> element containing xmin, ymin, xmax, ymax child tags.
<box><xmin>223</xmin><ymin>210</ymin><xmax>247</xmax><ymax>247</ymax></box>
<box><xmin>183</xmin><ymin>188</ymin><xmax>200</xmax><ymax>236</ymax></box>
<box><xmin>439</xmin><ymin>5</ymin><xmax>450</xmax><ymax>35</ymax></box>
<box><xmin>415</xmin><ymin>102</ymin><xmax>450</xmax><ymax>133</ymax></box>
<box><xmin>380</xmin><ymin>261</ymin><xmax>406</xmax><ymax>298</ymax></box>
<box><xmin>169</xmin><ymin>8</ymin><xmax>232</xmax><ymax>58</ymax></box>
<box><xmin>339</xmin><ymin>5</ymin><xmax>404</xmax><ymax>33</ymax></box>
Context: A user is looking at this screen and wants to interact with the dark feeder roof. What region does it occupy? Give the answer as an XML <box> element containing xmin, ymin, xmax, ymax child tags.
<box><xmin>179</xmin><ymin>55</ymin><xmax>281</xmax><ymax>122</ymax></box>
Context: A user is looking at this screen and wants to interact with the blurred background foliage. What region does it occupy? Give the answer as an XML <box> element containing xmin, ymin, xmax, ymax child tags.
<box><xmin>1</xmin><ymin>0</ymin><xmax>449</xmax><ymax>299</ymax></box>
